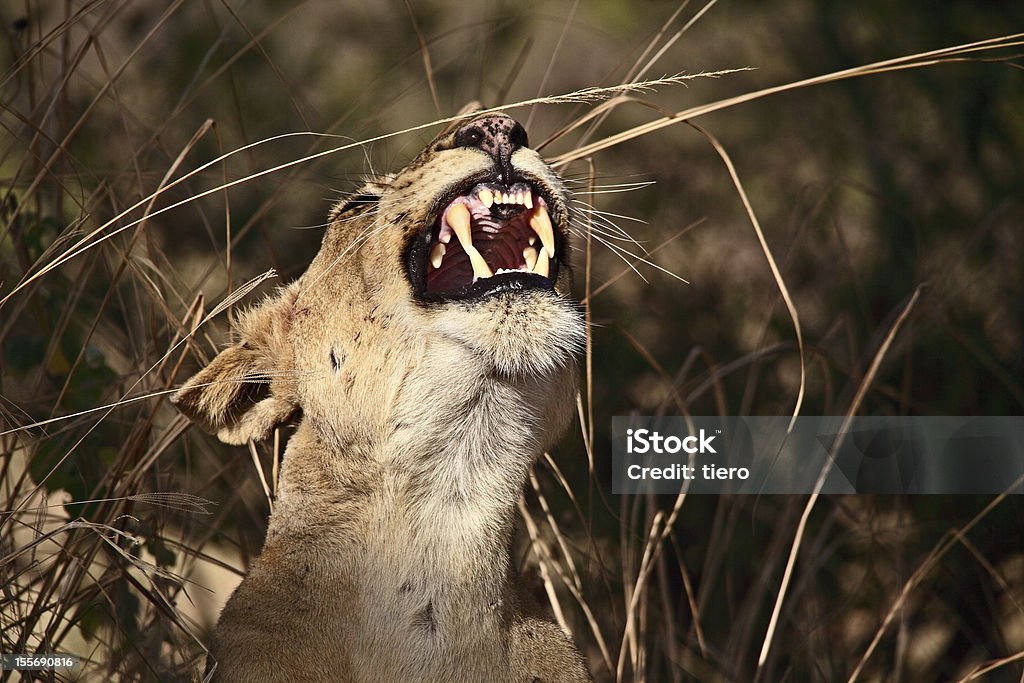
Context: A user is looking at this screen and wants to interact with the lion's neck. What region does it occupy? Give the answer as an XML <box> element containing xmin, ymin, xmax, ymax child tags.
<box><xmin>262</xmin><ymin>374</ymin><xmax>547</xmax><ymax>666</ymax></box>
<box><xmin>252</xmin><ymin>339</ymin><xmax>578</xmax><ymax>676</ymax></box>
<box><xmin>269</xmin><ymin>354</ymin><xmax>568</xmax><ymax>572</ymax></box>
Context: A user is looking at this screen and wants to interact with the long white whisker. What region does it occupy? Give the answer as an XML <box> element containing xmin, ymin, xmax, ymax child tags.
<box><xmin>572</xmin><ymin>201</ymin><xmax>649</xmax><ymax>225</ymax></box>
<box><xmin>569</xmin><ymin>208</ymin><xmax>645</xmax><ymax>248</ymax></box>
<box><xmin>568</xmin><ymin>218</ymin><xmax>643</xmax><ymax>247</ymax></box>
<box><xmin>588</xmin><ymin>232</ymin><xmax>647</xmax><ymax>283</ymax></box>
<box><xmin>564</xmin><ymin>180</ymin><xmax>657</xmax><ymax>190</ymax></box>
<box><xmin>570</xmin><ymin>185</ymin><xmax>657</xmax><ymax>195</ymax></box>
<box><xmin>586</xmin><ymin>230</ymin><xmax>690</xmax><ymax>285</ymax></box>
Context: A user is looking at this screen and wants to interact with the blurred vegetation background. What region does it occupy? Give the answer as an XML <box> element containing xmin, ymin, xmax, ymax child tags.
<box><xmin>1</xmin><ymin>1</ymin><xmax>1022</xmax><ymax>681</ymax></box>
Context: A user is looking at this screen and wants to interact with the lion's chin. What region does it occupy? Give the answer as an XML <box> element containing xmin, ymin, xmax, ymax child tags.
<box><xmin>432</xmin><ymin>289</ymin><xmax>584</xmax><ymax>378</ymax></box>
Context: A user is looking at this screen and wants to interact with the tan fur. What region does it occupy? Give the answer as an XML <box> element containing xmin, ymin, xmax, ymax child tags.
<box><xmin>173</xmin><ymin>114</ymin><xmax>590</xmax><ymax>682</ymax></box>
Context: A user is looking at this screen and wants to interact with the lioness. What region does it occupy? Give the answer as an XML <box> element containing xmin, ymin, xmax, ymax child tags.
<box><xmin>172</xmin><ymin>113</ymin><xmax>591</xmax><ymax>682</ymax></box>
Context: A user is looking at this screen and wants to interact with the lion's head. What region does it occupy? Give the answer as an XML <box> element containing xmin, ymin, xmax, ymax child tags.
<box><xmin>172</xmin><ymin>113</ymin><xmax>584</xmax><ymax>462</ymax></box>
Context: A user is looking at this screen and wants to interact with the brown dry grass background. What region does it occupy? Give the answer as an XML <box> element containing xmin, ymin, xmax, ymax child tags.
<box><xmin>1</xmin><ymin>1</ymin><xmax>1023</xmax><ymax>681</ymax></box>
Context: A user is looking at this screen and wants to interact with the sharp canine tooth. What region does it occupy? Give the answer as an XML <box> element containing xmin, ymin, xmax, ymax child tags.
<box><xmin>533</xmin><ymin>248</ymin><xmax>550</xmax><ymax>277</ymax></box>
<box><xmin>447</xmin><ymin>203</ymin><xmax>472</xmax><ymax>249</ymax></box>
<box><xmin>465</xmin><ymin>244</ymin><xmax>493</xmax><ymax>280</ymax></box>
<box><xmin>447</xmin><ymin>202</ymin><xmax>493</xmax><ymax>279</ymax></box>
<box><xmin>479</xmin><ymin>189</ymin><xmax>493</xmax><ymax>207</ymax></box>
<box><xmin>529</xmin><ymin>205</ymin><xmax>555</xmax><ymax>258</ymax></box>
<box><xmin>523</xmin><ymin>246</ymin><xmax>538</xmax><ymax>270</ymax></box>
<box><xmin>430</xmin><ymin>242</ymin><xmax>446</xmax><ymax>268</ymax></box>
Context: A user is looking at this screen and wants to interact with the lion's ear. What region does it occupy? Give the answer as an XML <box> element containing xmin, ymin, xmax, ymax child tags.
<box><xmin>171</xmin><ymin>294</ymin><xmax>297</xmax><ymax>445</ymax></box>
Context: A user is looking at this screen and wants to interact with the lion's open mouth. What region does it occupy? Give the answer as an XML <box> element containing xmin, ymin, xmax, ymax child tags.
<box><xmin>408</xmin><ymin>180</ymin><xmax>561</xmax><ymax>301</ymax></box>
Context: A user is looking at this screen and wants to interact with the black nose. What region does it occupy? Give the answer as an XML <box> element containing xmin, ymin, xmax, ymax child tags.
<box><xmin>454</xmin><ymin>115</ymin><xmax>529</xmax><ymax>185</ymax></box>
